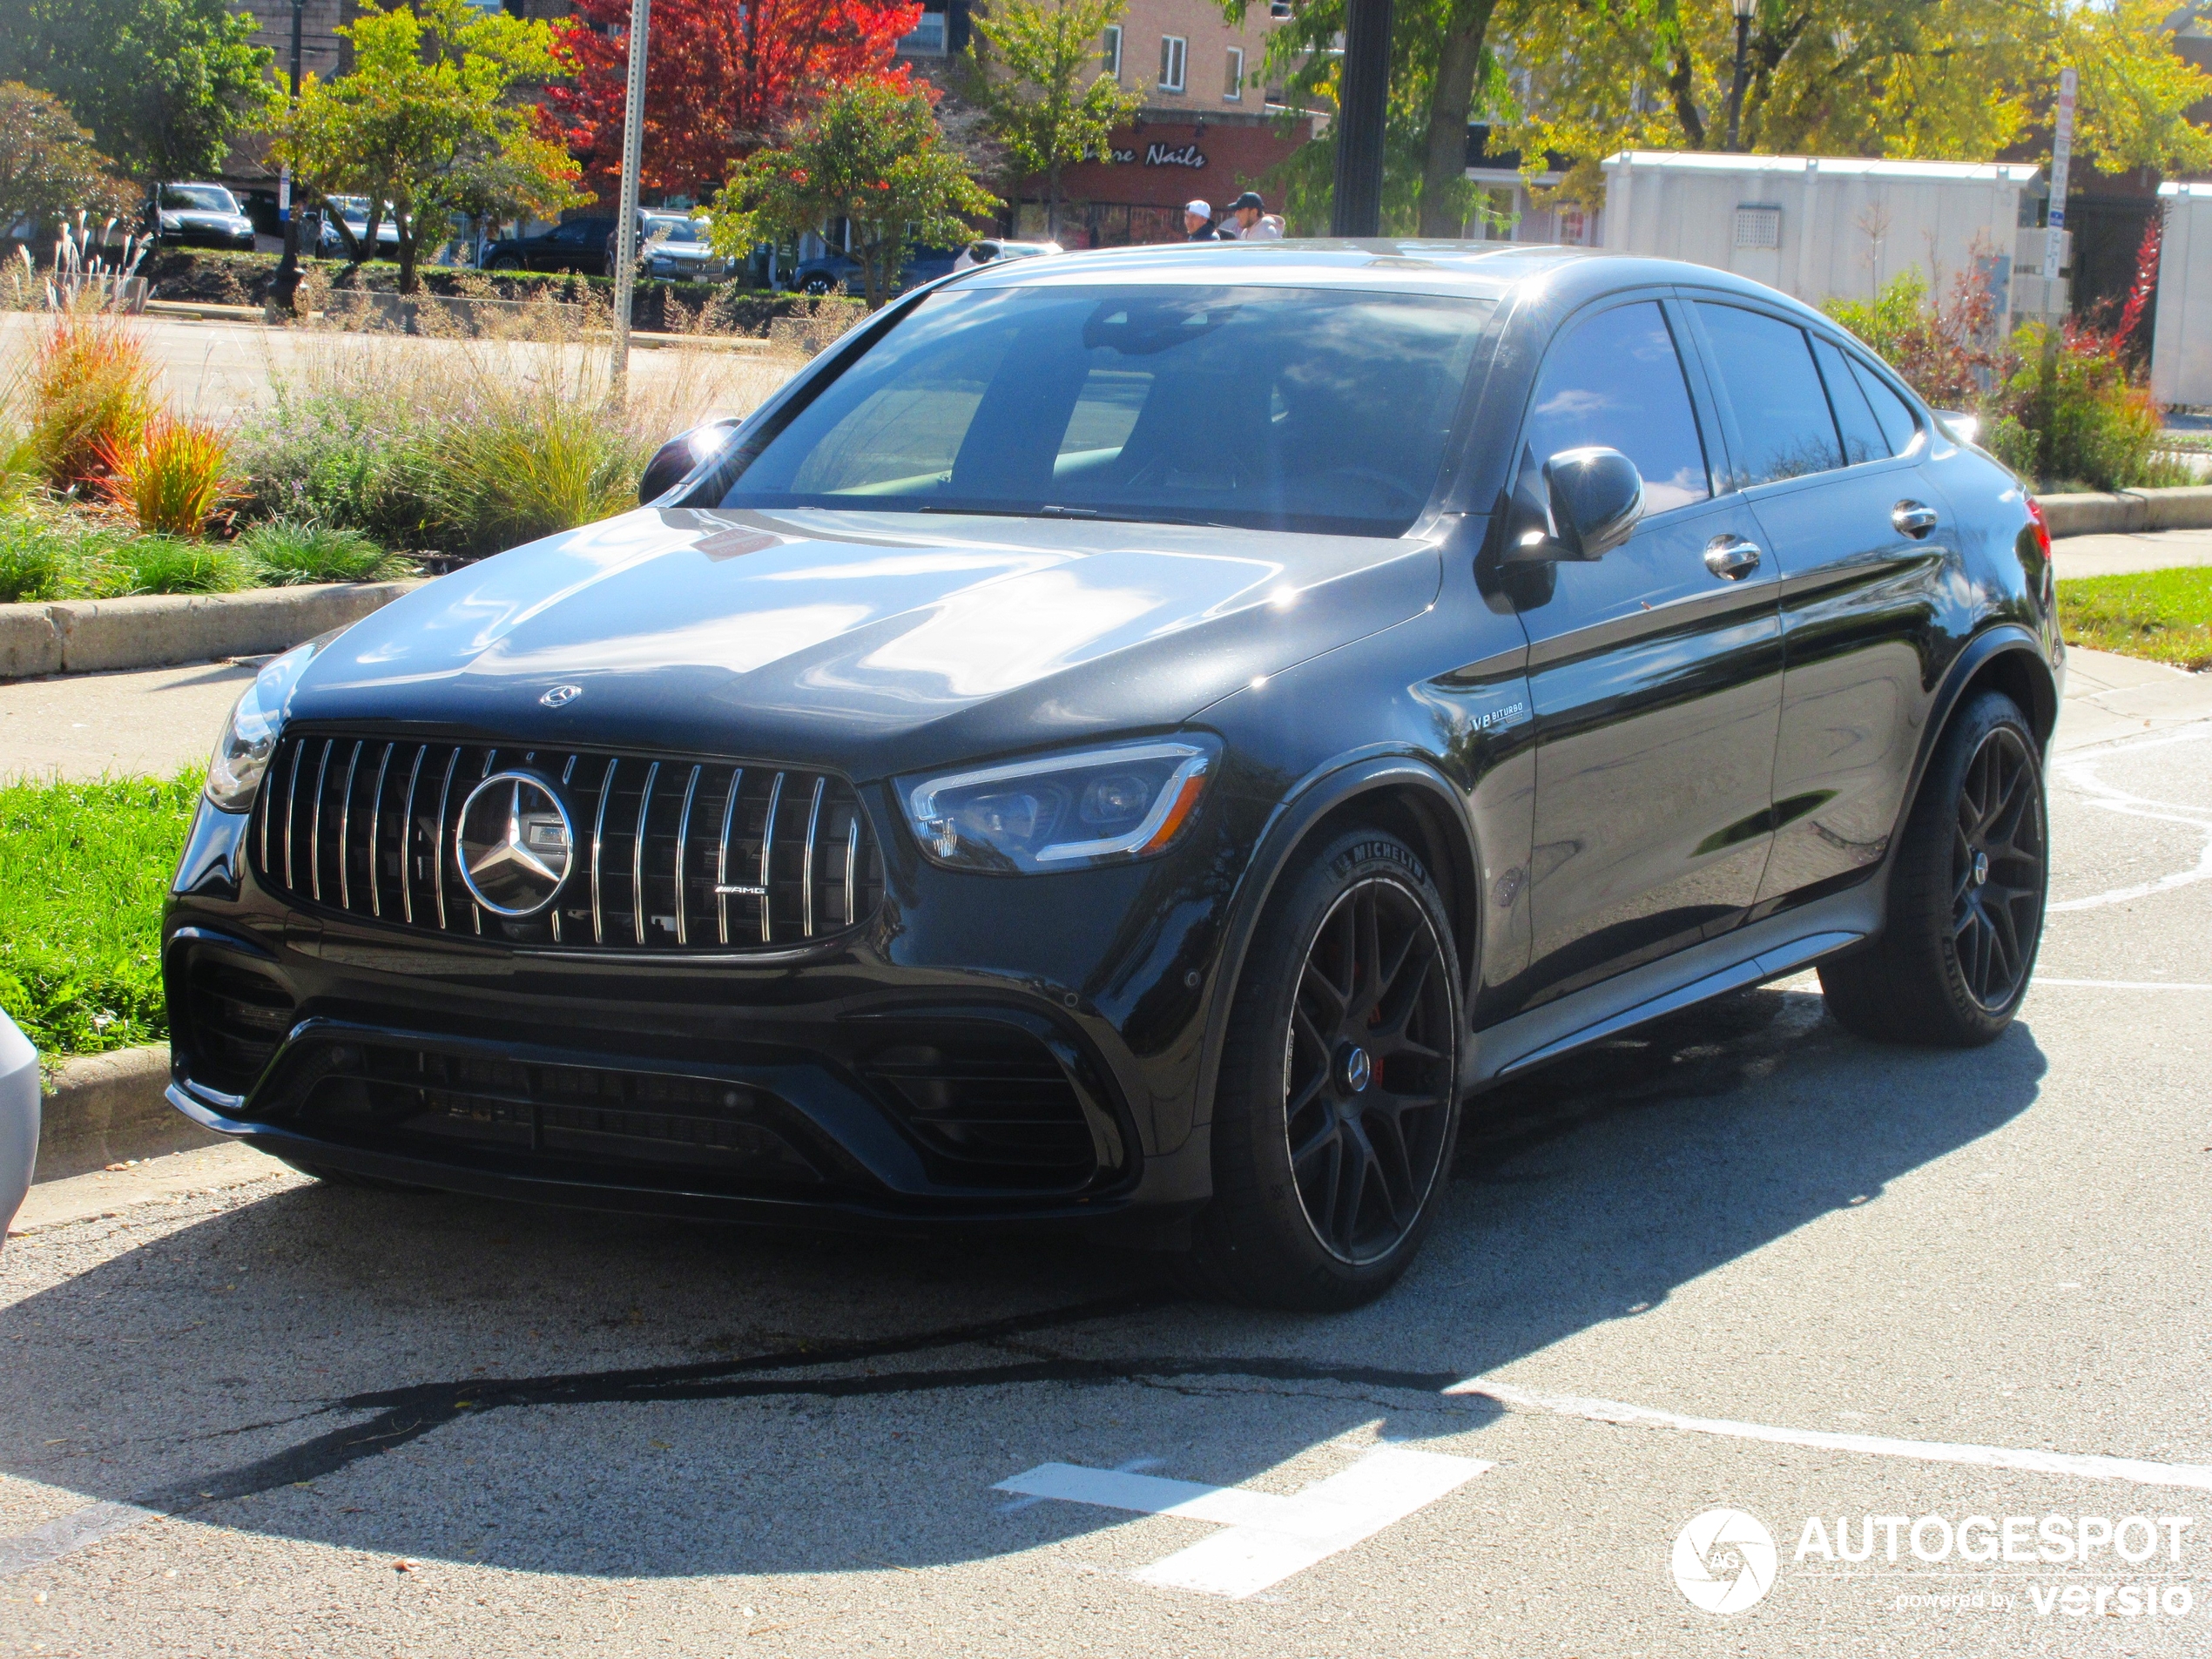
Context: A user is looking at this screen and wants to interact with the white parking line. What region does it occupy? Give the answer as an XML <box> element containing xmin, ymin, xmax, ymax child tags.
<box><xmin>2049</xmin><ymin>726</ymin><xmax>2212</xmax><ymax>913</ymax></box>
<box><xmin>1448</xmin><ymin>1377</ymin><xmax>2212</xmax><ymax>1494</ymax></box>
<box><xmin>995</xmin><ymin>1444</ymin><xmax>1491</xmax><ymax>1598</ymax></box>
<box><xmin>2033</xmin><ymin>978</ymin><xmax>2212</xmax><ymax>991</ymax></box>
<box><xmin>0</xmin><ymin>1501</ymin><xmax>158</xmax><ymax>1578</ymax></box>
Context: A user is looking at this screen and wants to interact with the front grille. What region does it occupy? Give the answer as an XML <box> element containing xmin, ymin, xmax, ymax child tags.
<box><xmin>184</xmin><ymin>957</ymin><xmax>296</xmax><ymax>1096</ymax></box>
<box><xmin>860</xmin><ymin>1025</ymin><xmax>1107</xmax><ymax>1187</ymax></box>
<box><xmin>297</xmin><ymin>1042</ymin><xmax>837</xmax><ymax>1189</ymax></box>
<box><xmin>248</xmin><ymin>734</ymin><xmax>884</xmax><ymax>952</ymax></box>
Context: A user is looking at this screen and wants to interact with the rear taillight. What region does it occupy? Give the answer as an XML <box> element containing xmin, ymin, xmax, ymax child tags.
<box><xmin>2025</xmin><ymin>496</ymin><xmax>2053</xmax><ymax>558</ymax></box>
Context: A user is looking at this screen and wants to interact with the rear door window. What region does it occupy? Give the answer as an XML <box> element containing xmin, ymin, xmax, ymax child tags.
<box><xmin>1694</xmin><ymin>302</ymin><xmax>1844</xmax><ymax>485</ymax></box>
<box><xmin>1520</xmin><ymin>300</ymin><xmax>1711</xmax><ymax>513</ymax></box>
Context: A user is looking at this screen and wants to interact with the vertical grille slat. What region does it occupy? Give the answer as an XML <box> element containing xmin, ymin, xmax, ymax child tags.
<box><xmin>249</xmin><ymin>734</ymin><xmax>881</xmax><ymax>954</ymax></box>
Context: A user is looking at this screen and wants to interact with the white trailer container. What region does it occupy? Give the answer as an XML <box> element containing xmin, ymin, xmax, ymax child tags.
<box><xmin>1597</xmin><ymin>152</ymin><xmax>2057</xmax><ymax>327</ymax></box>
<box><xmin>2151</xmin><ymin>181</ymin><xmax>2212</xmax><ymax>410</ymax></box>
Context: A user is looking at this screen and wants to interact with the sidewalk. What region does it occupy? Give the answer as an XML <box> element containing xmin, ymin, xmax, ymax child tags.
<box><xmin>0</xmin><ymin>658</ymin><xmax>257</xmax><ymax>782</ymax></box>
<box><xmin>2054</xmin><ymin>527</ymin><xmax>2212</xmax><ymax>581</ymax></box>
<box><xmin>2056</xmin><ymin>644</ymin><xmax>2212</xmax><ymax>752</ymax></box>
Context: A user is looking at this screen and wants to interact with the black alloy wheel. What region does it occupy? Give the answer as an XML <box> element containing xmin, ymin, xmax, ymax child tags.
<box><xmin>1821</xmin><ymin>689</ymin><xmax>2047</xmax><ymax>1046</ymax></box>
<box><xmin>1285</xmin><ymin>879</ymin><xmax>1459</xmax><ymax>1263</ymax></box>
<box><xmin>1951</xmin><ymin>723</ymin><xmax>2046</xmax><ymax>1010</ymax></box>
<box><xmin>1190</xmin><ymin>829</ymin><xmax>1465</xmax><ymax>1310</ymax></box>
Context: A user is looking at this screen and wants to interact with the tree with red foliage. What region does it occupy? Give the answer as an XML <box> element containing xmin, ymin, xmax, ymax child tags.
<box><xmin>546</xmin><ymin>0</ymin><xmax>925</xmax><ymax>200</ymax></box>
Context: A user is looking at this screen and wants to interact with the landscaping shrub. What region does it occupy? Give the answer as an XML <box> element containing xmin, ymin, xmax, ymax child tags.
<box><xmin>236</xmin><ymin>517</ymin><xmax>414</xmax><ymax>584</ymax></box>
<box><xmin>0</xmin><ymin>501</ymin><xmax>129</xmax><ymax>601</ymax></box>
<box><xmin>430</xmin><ymin>386</ymin><xmax>652</xmax><ymax>555</ymax></box>
<box><xmin>26</xmin><ymin>310</ymin><xmax>157</xmax><ymax>487</ymax></box>
<box><xmin>95</xmin><ymin>414</ymin><xmax>234</xmax><ymax>535</ymax></box>
<box><xmin>1984</xmin><ymin>322</ymin><xmax>2184</xmax><ymax>494</ymax></box>
<box><xmin>101</xmin><ymin>533</ymin><xmax>253</xmax><ymax>595</ymax></box>
<box><xmin>0</xmin><ymin>770</ymin><xmax>200</xmax><ymax>1061</ymax></box>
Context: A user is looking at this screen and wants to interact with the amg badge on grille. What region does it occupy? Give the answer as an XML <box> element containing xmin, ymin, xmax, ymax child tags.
<box><xmin>456</xmin><ymin>773</ymin><xmax>574</xmax><ymax>916</ymax></box>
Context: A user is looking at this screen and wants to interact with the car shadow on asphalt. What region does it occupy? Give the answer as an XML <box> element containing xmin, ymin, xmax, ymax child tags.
<box><xmin>0</xmin><ymin>986</ymin><xmax>2047</xmax><ymax>1578</ymax></box>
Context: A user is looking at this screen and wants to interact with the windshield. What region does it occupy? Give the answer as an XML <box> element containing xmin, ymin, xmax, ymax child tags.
<box><xmin>646</xmin><ymin>217</ymin><xmax>707</xmax><ymax>242</ymax></box>
<box><xmin>163</xmin><ymin>185</ymin><xmax>238</xmax><ymax>213</ymax></box>
<box><xmin>714</xmin><ymin>285</ymin><xmax>1492</xmax><ymax>536</ymax></box>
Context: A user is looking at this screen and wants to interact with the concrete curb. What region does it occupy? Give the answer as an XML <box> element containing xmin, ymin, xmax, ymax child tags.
<box><xmin>2037</xmin><ymin>487</ymin><xmax>2212</xmax><ymax>538</ymax></box>
<box><xmin>0</xmin><ymin>579</ymin><xmax>422</xmax><ymax>680</ymax></box>
<box><xmin>37</xmin><ymin>1045</ymin><xmax>217</xmax><ymax>1183</ymax></box>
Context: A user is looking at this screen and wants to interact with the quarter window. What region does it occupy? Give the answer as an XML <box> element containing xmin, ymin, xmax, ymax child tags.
<box><xmin>1851</xmin><ymin>358</ymin><xmax>1920</xmax><ymax>456</ymax></box>
<box><xmin>1810</xmin><ymin>334</ymin><xmax>1889</xmax><ymax>465</ymax></box>
<box><xmin>1521</xmin><ymin>301</ymin><xmax>1711</xmax><ymax>514</ymax></box>
<box><xmin>1160</xmin><ymin>35</ymin><xmax>1187</xmax><ymax>92</ymax></box>
<box><xmin>1694</xmin><ymin>302</ymin><xmax>1843</xmax><ymax>485</ymax></box>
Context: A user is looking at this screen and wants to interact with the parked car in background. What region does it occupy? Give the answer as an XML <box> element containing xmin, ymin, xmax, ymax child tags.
<box><xmin>951</xmin><ymin>239</ymin><xmax>1061</xmax><ymax>273</ymax></box>
<box><xmin>152</xmin><ymin>184</ymin><xmax>255</xmax><ymax>250</ymax></box>
<box><xmin>482</xmin><ymin>217</ymin><xmax>617</xmax><ymax>275</ymax></box>
<box><xmin>0</xmin><ymin>1008</ymin><xmax>35</xmax><ymax>1246</ymax></box>
<box><xmin>637</xmin><ymin>214</ymin><xmax>732</xmax><ymax>282</ymax></box>
<box><xmin>160</xmin><ymin>242</ymin><xmax>2060</xmax><ymax>1311</ymax></box>
<box><xmin>786</xmin><ymin>246</ymin><xmax>961</xmax><ymax>295</ymax></box>
<box><xmin>316</xmin><ymin>196</ymin><xmax>401</xmax><ymax>258</ymax></box>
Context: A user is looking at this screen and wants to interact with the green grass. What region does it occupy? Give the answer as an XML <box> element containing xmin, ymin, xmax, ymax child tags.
<box><xmin>0</xmin><ymin>500</ymin><xmax>413</xmax><ymax>603</ymax></box>
<box><xmin>0</xmin><ymin>770</ymin><xmax>201</xmax><ymax>1064</ymax></box>
<box><xmin>2059</xmin><ymin>567</ymin><xmax>2212</xmax><ymax>671</ymax></box>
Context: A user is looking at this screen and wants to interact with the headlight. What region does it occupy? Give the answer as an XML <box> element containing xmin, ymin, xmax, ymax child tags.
<box><xmin>901</xmin><ymin>738</ymin><xmax>1217</xmax><ymax>873</ymax></box>
<box><xmin>206</xmin><ymin>639</ymin><xmax>320</xmax><ymax>812</ymax></box>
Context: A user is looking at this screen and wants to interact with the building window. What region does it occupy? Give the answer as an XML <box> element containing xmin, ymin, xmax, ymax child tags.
<box><xmin>899</xmin><ymin>3</ymin><xmax>947</xmax><ymax>54</ymax></box>
<box><xmin>1223</xmin><ymin>46</ymin><xmax>1244</xmax><ymax>99</ymax></box>
<box><xmin>1270</xmin><ymin>0</ymin><xmax>1291</xmax><ymax>14</ymax></box>
<box><xmin>1101</xmin><ymin>24</ymin><xmax>1121</xmax><ymax>78</ymax></box>
<box><xmin>1556</xmin><ymin>206</ymin><xmax>1588</xmax><ymax>246</ymax></box>
<box><xmin>1159</xmin><ymin>34</ymin><xmax>1186</xmax><ymax>92</ymax></box>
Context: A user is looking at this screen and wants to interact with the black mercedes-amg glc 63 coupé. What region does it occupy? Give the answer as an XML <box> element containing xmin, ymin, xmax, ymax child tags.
<box><xmin>165</xmin><ymin>241</ymin><xmax>2060</xmax><ymax>1307</ymax></box>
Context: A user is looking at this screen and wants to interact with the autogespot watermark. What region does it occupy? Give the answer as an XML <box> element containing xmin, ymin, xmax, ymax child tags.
<box><xmin>1670</xmin><ymin>1508</ymin><xmax>2200</xmax><ymax>1621</ymax></box>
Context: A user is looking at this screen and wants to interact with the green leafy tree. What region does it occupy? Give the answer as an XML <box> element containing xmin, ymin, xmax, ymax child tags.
<box><xmin>1488</xmin><ymin>0</ymin><xmax>2212</xmax><ymax>192</ymax></box>
<box><xmin>263</xmin><ymin>0</ymin><xmax>586</xmax><ymax>293</ymax></box>
<box><xmin>961</xmin><ymin>0</ymin><xmax>1143</xmax><ymax>239</ymax></box>
<box><xmin>711</xmin><ymin>80</ymin><xmax>999</xmax><ymax>308</ymax></box>
<box><xmin>0</xmin><ymin>0</ymin><xmax>273</xmax><ymax>191</ymax></box>
<box><xmin>0</xmin><ymin>81</ymin><xmax>138</xmax><ymax>234</ymax></box>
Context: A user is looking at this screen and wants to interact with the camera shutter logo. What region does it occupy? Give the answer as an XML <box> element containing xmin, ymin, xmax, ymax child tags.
<box><xmin>1672</xmin><ymin>1508</ymin><xmax>1777</xmax><ymax>1615</ymax></box>
<box><xmin>456</xmin><ymin>773</ymin><xmax>574</xmax><ymax>917</ymax></box>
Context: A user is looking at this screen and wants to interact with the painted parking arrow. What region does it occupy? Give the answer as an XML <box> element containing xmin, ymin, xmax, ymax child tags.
<box><xmin>995</xmin><ymin>1444</ymin><xmax>1491</xmax><ymax>1598</ymax></box>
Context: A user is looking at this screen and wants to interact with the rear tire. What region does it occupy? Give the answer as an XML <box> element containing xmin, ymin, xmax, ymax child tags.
<box><xmin>1819</xmin><ymin>690</ymin><xmax>2047</xmax><ymax>1046</ymax></box>
<box><xmin>1188</xmin><ymin>829</ymin><xmax>1464</xmax><ymax>1311</ymax></box>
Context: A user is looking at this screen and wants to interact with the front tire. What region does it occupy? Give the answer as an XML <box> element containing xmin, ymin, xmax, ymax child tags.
<box><xmin>1190</xmin><ymin>829</ymin><xmax>1464</xmax><ymax>1310</ymax></box>
<box><xmin>1819</xmin><ymin>690</ymin><xmax>2048</xmax><ymax>1046</ymax></box>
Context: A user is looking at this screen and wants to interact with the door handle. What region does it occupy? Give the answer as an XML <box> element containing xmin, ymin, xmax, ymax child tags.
<box><xmin>1703</xmin><ymin>536</ymin><xmax>1762</xmax><ymax>581</ymax></box>
<box><xmin>1892</xmin><ymin>500</ymin><xmax>1939</xmax><ymax>537</ymax></box>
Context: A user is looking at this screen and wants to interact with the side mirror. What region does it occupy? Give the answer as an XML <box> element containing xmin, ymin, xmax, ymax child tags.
<box><xmin>639</xmin><ymin>415</ymin><xmax>742</xmax><ymax>505</ymax></box>
<box><xmin>1539</xmin><ymin>446</ymin><xmax>1644</xmax><ymax>561</ymax></box>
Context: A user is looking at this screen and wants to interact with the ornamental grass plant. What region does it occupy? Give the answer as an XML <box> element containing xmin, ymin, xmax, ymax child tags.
<box><xmin>95</xmin><ymin>414</ymin><xmax>234</xmax><ymax>536</ymax></box>
<box><xmin>25</xmin><ymin>309</ymin><xmax>157</xmax><ymax>488</ymax></box>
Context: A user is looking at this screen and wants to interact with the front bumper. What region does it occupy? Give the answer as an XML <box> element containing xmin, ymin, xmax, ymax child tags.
<box><xmin>163</xmin><ymin>788</ymin><xmax>1244</xmax><ymax>1231</ymax></box>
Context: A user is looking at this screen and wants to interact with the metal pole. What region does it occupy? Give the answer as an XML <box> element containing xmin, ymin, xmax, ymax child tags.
<box><xmin>1726</xmin><ymin>14</ymin><xmax>1750</xmax><ymax>152</ymax></box>
<box><xmin>609</xmin><ymin>0</ymin><xmax>651</xmax><ymax>388</ymax></box>
<box><xmin>1329</xmin><ymin>0</ymin><xmax>1391</xmax><ymax>238</ymax></box>
<box><xmin>2045</xmin><ymin>65</ymin><xmax>2077</xmax><ymax>321</ymax></box>
<box><xmin>274</xmin><ymin>0</ymin><xmax>306</xmax><ymax>313</ymax></box>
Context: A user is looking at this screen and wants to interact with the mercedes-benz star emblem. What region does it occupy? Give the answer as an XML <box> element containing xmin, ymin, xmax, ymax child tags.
<box><xmin>455</xmin><ymin>773</ymin><xmax>574</xmax><ymax>917</ymax></box>
<box><xmin>540</xmin><ymin>684</ymin><xmax>583</xmax><ymax>708</ymax></box>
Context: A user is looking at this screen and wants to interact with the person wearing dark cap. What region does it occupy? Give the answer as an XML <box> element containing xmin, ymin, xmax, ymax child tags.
<box><xmin>1224</xmin><ymin>191</ymin><xmax>1283</xmax><ymax>240</ymax></box>
<box><xmin>1184</xmin><ymin>199</ymin><xmax>1227</xmax><ymax>240</ymax></box>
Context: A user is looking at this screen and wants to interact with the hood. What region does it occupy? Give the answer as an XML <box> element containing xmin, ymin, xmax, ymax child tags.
<box><xmin>291</xmin><ymin>508</ymin><xmax>1441</xmax><ymax>779</ymax></box>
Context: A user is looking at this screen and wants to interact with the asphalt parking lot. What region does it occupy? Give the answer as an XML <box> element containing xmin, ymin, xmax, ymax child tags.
<box><xmin>5</xmin><ymin>657</ymin><xmax>2212</xmax><ymax>1657</ymax></box>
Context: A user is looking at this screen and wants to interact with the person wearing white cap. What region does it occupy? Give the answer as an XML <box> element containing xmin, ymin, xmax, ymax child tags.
<box><xmin>1184</xmin><ymin>199</ymin><xmax>1226</xmax><ymax>240</ymax></box>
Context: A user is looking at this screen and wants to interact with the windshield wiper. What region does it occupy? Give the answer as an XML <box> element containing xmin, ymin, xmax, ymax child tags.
<box><xmin>912</xmin><ymin>503</ymin><xmax>1239</xmax><ymax>529</ymax></box>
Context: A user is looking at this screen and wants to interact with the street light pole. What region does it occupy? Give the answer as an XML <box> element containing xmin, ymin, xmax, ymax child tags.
<box><xmin>609</xmin><ymin>0</ymin><xmax>651</xmax><ymax>390</ymax></box>
<box><xmin>1330</xmin><ymin>0</ymin><xmax>1392</xmax><ymax>237</ymax></box>
<box><xmin>1725</xmin><ymin>0</ymin><xmax>1754</xmax><ymax>152</ymax></box>
<box><xmin>273</xmin><ymin>0</ymin><xmax>306</xmax><ymax>314</ymax></box>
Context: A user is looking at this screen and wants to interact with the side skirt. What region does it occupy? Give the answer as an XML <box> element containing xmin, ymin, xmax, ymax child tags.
<box><xmin>1462</xmin><ymin>884</ymin><xmax>1879</xmax><ymax>1089</ymax></box>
